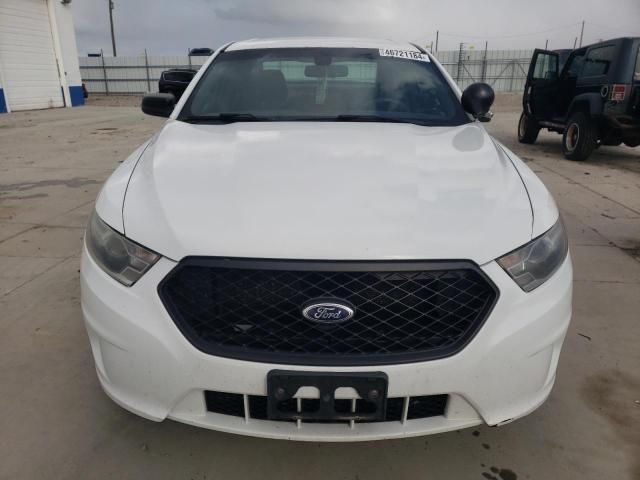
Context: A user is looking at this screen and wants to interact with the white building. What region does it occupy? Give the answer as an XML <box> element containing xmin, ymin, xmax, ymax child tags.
<box><xmin>0</xmin><ymin>0</ymin><xmax>84</xmax><ymax>113</ymax></box>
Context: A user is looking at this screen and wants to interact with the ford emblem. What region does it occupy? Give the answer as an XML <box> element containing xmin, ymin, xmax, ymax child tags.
<box><xmin>302</xmin><ymin>298</ymin><xmax>355</xmax><ymax>325</ymax></box>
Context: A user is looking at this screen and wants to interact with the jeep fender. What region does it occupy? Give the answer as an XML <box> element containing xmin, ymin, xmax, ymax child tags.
<box><xmin>567</xmin><ymin>93</ymin><xmax>604</xmax><ymax>118</ymax></box>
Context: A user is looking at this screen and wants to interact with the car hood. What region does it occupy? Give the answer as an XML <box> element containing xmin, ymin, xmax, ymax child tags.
<box><xmin>123</xmin><ymin>121</ymin><xmax>533</xmax><ymax>264</ymax></box>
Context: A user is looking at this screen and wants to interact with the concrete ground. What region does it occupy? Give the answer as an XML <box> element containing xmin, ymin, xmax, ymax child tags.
<box><xmin>0</xmin><ymin>95</ymin><xmax>639</xmax><ymax>480</ymax></box>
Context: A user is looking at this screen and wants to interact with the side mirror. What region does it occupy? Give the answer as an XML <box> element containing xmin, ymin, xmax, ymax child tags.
<box><xmin>461</xmin><ymin>83</ymin><xmax>495</xmax><ymax>121</ymax></box>
<box><xmin>141</xmin><ymin>93</ymin><xmax>176</xmax><ymax>118</ymax></box>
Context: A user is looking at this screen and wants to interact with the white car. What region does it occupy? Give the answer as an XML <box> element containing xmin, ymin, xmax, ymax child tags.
<box><xmin>81</xmin><ymin>37</ymin><xmax>572</xmax><ymax>441</ymax></box>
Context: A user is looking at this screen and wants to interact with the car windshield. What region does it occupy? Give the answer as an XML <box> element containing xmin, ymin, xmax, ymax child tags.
<box><xmin>179</xmin><ymin>48</ymin><xmax>469</xmax><ymax>126</ymax></box>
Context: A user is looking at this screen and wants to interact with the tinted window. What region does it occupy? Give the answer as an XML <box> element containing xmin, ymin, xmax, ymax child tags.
<box><xmin>635</xmin><ymin>46</ymin><xmax>640</xmax><ymax>81</ymax></box>
<box><xmin>189</xmin><ymin>48</ymin><xmax>213</xmax><ymax>56</ymax></box>
<box><xmin>565</xmin><ymin>52</ymin><xmax>586</xmax><ymax>77</ymax></box>
<box><xmin>181</xmin><ymin>48</ymin><xmax>469</xmax><ymax>126</ymax></box>
<box><xmin>164</xmin><ymin>71</ymin><xmax>195</xmax><ymax>83</ymax></box>
<box><xmin>532</xmin><ymin>52</ymin><xmax>558</xmax><ymax>80</ymax></box>
<box><xmin>582</xmin><ymin>45</ymin><xmax>615</xmax><ymax>77</ymax></box>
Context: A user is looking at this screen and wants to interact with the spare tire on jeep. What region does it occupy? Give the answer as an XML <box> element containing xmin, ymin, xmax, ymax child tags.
<box><xmin>562</xmin><ymin>112</ymin><xmax>597</xmax><ymax>161</ymax></box>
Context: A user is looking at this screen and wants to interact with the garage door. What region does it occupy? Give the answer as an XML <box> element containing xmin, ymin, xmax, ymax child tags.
<box><xmin>0</xmin><ymin>0</ymin><xmax>64</xmax><ymax>111</ymax></box>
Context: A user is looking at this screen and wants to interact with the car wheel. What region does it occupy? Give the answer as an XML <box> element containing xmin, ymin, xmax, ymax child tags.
<box><xmin>562</xmin><ymin>112</ymin><xmax>597</xmax><ymax>161</ymax></box>
<box><xmin>517</xmin><ymin>112</ymin><xmax>540</xmax><ymax>144</ymax></box>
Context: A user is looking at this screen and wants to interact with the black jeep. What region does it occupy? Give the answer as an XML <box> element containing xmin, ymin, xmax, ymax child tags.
<box><xmin>158</xmin><ymin>69</ymin><xmax>197</xmax><ymax>100</ymax></box>
<box><xmin>519</xmin><ymin>37</ymin><xmax>640</xmax><ymax>160</ymax></box>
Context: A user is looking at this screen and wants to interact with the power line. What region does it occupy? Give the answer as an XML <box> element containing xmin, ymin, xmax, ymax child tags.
<box><xmin>431</xmin><ymin>21</ymin><xmax>582</xmax><ymax>40</ymax></box>
<box><xmin>421</xmin><ymin>19</ymin><xmax>640</xmax><ymax>52</ymax></box>
<box><xmin>585</xmin><ymin>21</ymin><xmax>640</xmax><ymax>35</ymax></box>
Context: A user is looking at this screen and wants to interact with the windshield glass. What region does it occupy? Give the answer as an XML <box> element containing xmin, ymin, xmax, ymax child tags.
<box><xmin>180</xmin><ymin>48</ymin><xmax>469</xmax><ymax>126</ymax></box>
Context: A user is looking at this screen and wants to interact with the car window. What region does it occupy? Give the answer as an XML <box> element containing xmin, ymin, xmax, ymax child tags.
<box><xmin>262</xmin><ymin>59</ymin><xmax>378</xmax><ymax>83</ymax></box>
<box><xmin>582</xmin><ymin>45</ymin><xmax>615</xmax><ymax>77</ymax></box>
<box><xmin>635</xmin><ymin>46</ymin><xmax>640</xmax><ymax>81</ymax></box>
<box><xmin>564</xmin><ymin>52</ymin><xmax>586</xmax><ymax>78</ymax></box>
<box><xmin>531</xmin><ymin>52</ymin><xmax>558</xmax><ymax>80</ymax></box>
<box><xmin>180</xmin><ymin>48</ymin><xmax>469</xmax><ymax>126</ymax></box>
<box><xmin>164</xmin><ymin>71</ymin><xmax>195</xmax><ymax>83</ymax></box>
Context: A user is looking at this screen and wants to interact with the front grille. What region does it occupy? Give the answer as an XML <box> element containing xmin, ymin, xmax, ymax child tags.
<box><xmin>159</xmin><ymin>258</ymin><xmax>498</xmax><ymax>365</ymax></box>
<box><xmin>205</xmin><ymin>390</ymin><xmax>448</xmax><ymax>423</ymax></box>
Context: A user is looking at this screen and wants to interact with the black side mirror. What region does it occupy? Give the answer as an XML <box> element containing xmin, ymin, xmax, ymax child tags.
<box><xmin>141</xmin><ymin>93</ymin><xmax>176</xmax><ymax>118</ymax></box>
<box><xmin>461</xmin><ymin>83</ymin><xmax>495</xmax><ymax>121</ymax></box>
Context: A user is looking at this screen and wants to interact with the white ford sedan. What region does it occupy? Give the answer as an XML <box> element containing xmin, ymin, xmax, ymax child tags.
<box><xmin>81</xmin><ymin>37</ymin><xmax>572</xmax><ymax>441</ymax></box>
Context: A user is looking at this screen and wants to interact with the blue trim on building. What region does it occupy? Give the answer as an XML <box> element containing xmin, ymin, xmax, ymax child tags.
<box><xmin>69</xmin><ymin>85</ymin><xmax>85</xmax><ymax>106</ymax></box>
<box><xmin>0</xmin><ymin>88</ymin><xmax>7</xmax><ymax>113</ymax></box>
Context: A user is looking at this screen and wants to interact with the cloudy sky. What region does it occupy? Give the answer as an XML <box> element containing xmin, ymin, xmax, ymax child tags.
<box><xmin>73</xmin><ymin>0</ymin><xmax>640</xmax><ymax>56</ymax></box>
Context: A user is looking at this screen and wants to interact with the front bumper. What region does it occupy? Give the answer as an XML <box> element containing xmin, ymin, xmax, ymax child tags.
<box><xmin>80</xmin><ymin>248</ymin><xmax>572</xmax><ymax>441</ymax></box>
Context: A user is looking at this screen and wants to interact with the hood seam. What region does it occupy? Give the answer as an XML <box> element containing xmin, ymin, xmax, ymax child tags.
<box><xmin>495</xmin><ymin>141</ymin><xmax>535</xmax><ymax>239</ymax></box>
<box><xmin>121</xmin><ymin>136</ymin><xmax>156</xmax><ymax>237</ymax></box>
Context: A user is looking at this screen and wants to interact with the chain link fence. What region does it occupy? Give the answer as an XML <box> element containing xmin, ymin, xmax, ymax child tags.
<box><xmin>436</xmin><ymin>48</ymin><xmax>533</xmax><ymax>92</ymax></box>
<box><xmin>80</xmin><ymin>48</ymin><xmax>533</xmax><ymax>95</ymax></box>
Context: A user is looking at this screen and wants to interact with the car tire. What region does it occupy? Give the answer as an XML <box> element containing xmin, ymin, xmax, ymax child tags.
<box><xmin>517</xmin><ymin>112</ymin><xmax>540</xmax><ymax>144</ymax></box>
<box><xmin>562</xmin><ymin>112</ymin><xmax>597</xmax><ymax>161</ymax></box>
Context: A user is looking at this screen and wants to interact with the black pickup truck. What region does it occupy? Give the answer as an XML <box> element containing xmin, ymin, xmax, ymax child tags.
<box><xmin>158</xmin><ymin>69</ymin><xmax>197</xmax><ymax>100</ymax></box>
<box><xmin>519</xmin><ymin>37</ymin><xmax>640</xmax><ymax>160</ymax></box>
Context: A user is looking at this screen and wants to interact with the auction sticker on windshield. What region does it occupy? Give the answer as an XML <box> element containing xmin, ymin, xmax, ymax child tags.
<box><xmin>379</xmin><ymin>48</ymin><xmax>430</xmax><ymax>62</ymax></box>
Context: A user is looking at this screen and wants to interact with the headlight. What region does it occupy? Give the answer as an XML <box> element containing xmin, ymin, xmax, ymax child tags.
<box><xmin>86</xmin><ymin>211</ymin><xmax>160</xmax><ymax>286</ymax></box>
<box><xmin>497</xmin><ymin>218</ymin><xmax>568</xmax><ymax>292</ymax></box>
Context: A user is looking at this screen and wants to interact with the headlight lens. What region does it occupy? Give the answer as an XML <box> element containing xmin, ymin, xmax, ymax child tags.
<box><xmin>497</xmin><ymin>218</ymin><xmax>568</xmax><ymax>292</ymax></box>
<box><xmin>86</xmin><ymin>211</ymin><xmax>160</xmax><ymax>286</ymax></box>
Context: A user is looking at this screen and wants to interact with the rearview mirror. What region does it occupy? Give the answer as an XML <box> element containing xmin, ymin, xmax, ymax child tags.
<box><xmin>304</xmin><ymin>65</ymin><xmax>348</xmax><ymax>78</ymax></box>
<box><xmin>461</xmin><ymin>83</ymin><xmax>495</xmax><ymax>120</ymax></box>
<box><xmin>141</xmin><ymin>93</ymin><xmax>176</xmax><ymax>118</ymax></box>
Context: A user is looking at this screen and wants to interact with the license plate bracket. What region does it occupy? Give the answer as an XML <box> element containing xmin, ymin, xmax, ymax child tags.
<box><xmin>267</xmin><ymin>370</ymin><xmax>388</xmax><ymax>421</ymax></box>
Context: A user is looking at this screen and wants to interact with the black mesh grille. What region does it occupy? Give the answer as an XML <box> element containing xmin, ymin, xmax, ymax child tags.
<box><xmin>248</xmin><ymin>395</ymin><xmax>269</xmax><ymax>420</ymax></box>
<box><xmin>159</xmin><ymin>258</ymin><xmax>498</xmax><ymax>365</ymax></box>
<box><xmin>204</xmin><ymin>391</ymin><xmax>244</xmax><ymax>417</ymax></box>
<box><xmin>407</xmin><ymin>395</ymin><xmax>449</xmax><ymax>420</ymax></box>
<box><xmin>385</xmin><ymin>397</ymin><xmax>404</xmax><ymax>421</ymax></box>
<box><xmin>205</xmin><ymin>391</ymin><xmax>447</xmax><ymax>422</ymax></box>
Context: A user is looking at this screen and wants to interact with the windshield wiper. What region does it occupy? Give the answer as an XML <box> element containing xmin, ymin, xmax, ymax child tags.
<box><xmin>335</xmin><ymin>114</ymin><xmax>424</xmax><ymax>124</ymax></box>
<box><xmin>180</xmin><ymin>113</ymin><xmax>266</xmax><ymax>124</ymax></box>
<box><xmin>181</xmin><ymin>113</ymin><xmax>426</xmax><ymax>125</ymax></box>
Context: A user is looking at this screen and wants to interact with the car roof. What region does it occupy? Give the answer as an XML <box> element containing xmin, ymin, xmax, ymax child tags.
<box><xmin>226</xmin><ymin>37</ymin><xmax>423</xmax><ymax>52</ymax></box>
<box><xmin>582</xmin><ymin>37</ymin><xmax>640</xmax><ymax>48</ymax></box>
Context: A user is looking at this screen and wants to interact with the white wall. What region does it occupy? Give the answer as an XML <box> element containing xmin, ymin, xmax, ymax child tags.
<box><xmin>0</xmin><ymin>0</ymin><xmax>83</xmax><ymax>113</ymax></box>
<box><xmin>53</xmin><ymin>0</ymin><xmax>82</xmax><ymax>88</ymax></box>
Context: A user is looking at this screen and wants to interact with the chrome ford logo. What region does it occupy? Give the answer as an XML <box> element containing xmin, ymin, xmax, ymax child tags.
<box><xmin>302</xmin><ymin>298</ymin><xmax>355</xmax><ymax>324</ymax></box>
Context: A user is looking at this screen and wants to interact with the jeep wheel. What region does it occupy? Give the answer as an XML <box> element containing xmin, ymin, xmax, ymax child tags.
<box><xmin>562</xmin><ymin>113</ymin><xmax>597</xmax><ymax>161</ymax></box>
<box><xmin>518</xmin><ymin>112</ymin><xmax>540</xmax><ymax>144</ymax></box>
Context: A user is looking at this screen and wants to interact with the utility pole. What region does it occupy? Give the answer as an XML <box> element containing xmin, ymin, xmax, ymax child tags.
<box><xmin>456</xmin><ymin>42</ymin><xmax>465</xmax><ymax>83</ymax></box>
<box><xmin>108</xmin><ymin>0</ymin><xmax>117</xmax><ymax>57</ymax></box>
<box><xmin>435</xmin><ymin>31</ymin><xmax>439</xmax><ymax>53</ymax></box>
<box><xmin>545</xmin><ymin>39</ymin><xmax>549</xmax><ymax>49</ymax></box>
<box><xmin>481</xmin><ymin>41</ymin><xmax>488</xmax><ymax>82</ymax></box>
<box><xmin>579</xmin><ymin>20</ymin><xmax>585</xmax><ymax>47</ymax></box>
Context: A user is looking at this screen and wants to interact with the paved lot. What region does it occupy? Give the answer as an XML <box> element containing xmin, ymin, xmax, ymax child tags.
<box><xmin>0</xmin><ymin>96</ymin><xmax>639</xmax><ymax>480</ymax></box>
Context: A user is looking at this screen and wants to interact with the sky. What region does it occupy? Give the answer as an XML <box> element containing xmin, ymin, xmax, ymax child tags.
<box><xmin>72</xmin><ymin>0</ymin><xmax>640</xmax><ymax>56</ymax></box>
